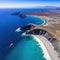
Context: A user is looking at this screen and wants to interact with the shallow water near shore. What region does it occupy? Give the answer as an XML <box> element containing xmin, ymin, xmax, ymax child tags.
<box><xmin>0</xmin><ymin>8</ymin><xmax>46</xmax><ymax>60</ymax></box>
<box><xmin>5</xmin><ymin>36</ymin><xmax>46</xmax><ymax>60</ymax></box>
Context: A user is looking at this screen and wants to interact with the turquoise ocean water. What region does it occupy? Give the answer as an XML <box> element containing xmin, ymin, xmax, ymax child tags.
<box><xmin>0</xmin><ymin>8</ymin><xmax>46</xmax><ymax>60</ymax></box>
<box><xmin>5</xmin><ymin>36</ymin><xmax>46</xmax><ymax>60</ymax></box>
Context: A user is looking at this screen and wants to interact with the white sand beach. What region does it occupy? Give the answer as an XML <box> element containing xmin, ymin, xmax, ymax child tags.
<box><xmin>33</xmin><ymin>35</ymin><xmax>59</xmax><ymax>60</ymax></box>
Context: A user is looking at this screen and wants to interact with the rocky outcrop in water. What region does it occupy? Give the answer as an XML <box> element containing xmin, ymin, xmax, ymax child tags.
<box><xmin>20</xmin><ymin>24</ymin><xmax>60</xmax><ymax>57</ymax></box>
<box><xmin>20</xmin><ymin>24</ymin><xmax>35</xmax><ymax>32</ymax></box>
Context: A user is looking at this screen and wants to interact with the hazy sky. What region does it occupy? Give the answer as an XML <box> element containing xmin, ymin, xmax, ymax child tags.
<box><xmin>0</xmin><ymin>0</ymin><xmax>60</xmax><ymax>8</ymax></box>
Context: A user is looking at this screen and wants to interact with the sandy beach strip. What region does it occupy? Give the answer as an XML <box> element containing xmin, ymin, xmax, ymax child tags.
<box><xmin>32</xmin><ymin>35</ymin><xmax>59</xmax><ymax>60</ymax></box>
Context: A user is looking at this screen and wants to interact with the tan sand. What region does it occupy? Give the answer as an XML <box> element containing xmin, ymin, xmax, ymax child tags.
<box><xmin>33</xmin><ymin>35</ymin><xmax>59</xmax><ymax>60</ymax></box>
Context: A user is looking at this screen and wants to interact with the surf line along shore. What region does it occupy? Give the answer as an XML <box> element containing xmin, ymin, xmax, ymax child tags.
<box><xmin>32</xmin><ymin>35</ymin><xmax>59</xmax><ymax>60</ymax></box>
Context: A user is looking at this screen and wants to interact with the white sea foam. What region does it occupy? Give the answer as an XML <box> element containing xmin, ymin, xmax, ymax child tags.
<box><xmin>15</xmin><ymin>28</ymin><xmax>21</xmax><ymax>32</ymax></box>
<box><xmin>9</xmin><ymin>43</ymin><xmax>13</xmax><ymax>47</ymax></box>
<box><xmin>22</xmin><ymin>32</ymin><xmax>26</xmax><ymax>36</ymax></box>
<box><xmin>33</xmin><ymin>35</ymin><xmax>52</xmax><ymax>60</ymax></box>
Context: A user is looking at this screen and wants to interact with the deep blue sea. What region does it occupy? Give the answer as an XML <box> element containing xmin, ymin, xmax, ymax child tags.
<box><xmin>0</xmin><ymin>8</ymin><xmax>46</xmax><ymax>60</ymax></box>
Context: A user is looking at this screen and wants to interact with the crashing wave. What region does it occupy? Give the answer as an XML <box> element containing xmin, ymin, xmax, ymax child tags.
<box><xmin>15</xmin><ymin>28</ymin><xmax>21</xmax><ymax>32</ymax></box>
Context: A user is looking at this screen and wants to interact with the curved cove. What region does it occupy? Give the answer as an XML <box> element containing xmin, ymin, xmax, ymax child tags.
<box><xmin>25</xmin><ymin>16</ymin><xmax>45</xmax><ymax>25</ymax></box>
<box><xmin>5</xmin><ymin>36</ymin><xmax>46</xmax><ymax>60</ymax></box>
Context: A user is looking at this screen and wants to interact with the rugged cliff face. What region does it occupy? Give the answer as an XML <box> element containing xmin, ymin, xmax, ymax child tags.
<box><xmin>20</xmin><ymin>24</ymin><xmax>35</xmax><ymax>32</ymax></box>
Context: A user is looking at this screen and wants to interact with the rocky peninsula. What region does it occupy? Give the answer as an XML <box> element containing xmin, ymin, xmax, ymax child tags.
<box><xmin>19</xmin><ymin>8</ymin><xmax>60</xmax><ymax>60</ymax></box>
<box><xmin>11</xmin><ymin>12</ymin><xmax>26</xmax><ymax>18</ymax></box>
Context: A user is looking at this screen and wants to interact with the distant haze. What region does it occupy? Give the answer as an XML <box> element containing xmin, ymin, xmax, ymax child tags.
<box><xmin>0</xmin><ymin>1</ymin><xmax>60</xmax><ymax>8</ymax></box>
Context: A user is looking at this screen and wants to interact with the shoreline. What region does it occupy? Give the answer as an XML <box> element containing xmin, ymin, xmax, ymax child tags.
<box><xmin>32</xmin><ymin>35</ymin><xmax>52</xmax><ymax>60</ymax></box>
<box><xmin>33</xmin><ymin>15</ymin><xmax>47</xmax><ymax>25</ymax></box>
<box><xmin>32</xmin><ymin>35</ymin><xmax>59</xmax><ymax>60</ymax></box>
<box><xmin>27</xmin><ymin>15</ymin><xmax>46</xmax><ymax>25</ymax></box>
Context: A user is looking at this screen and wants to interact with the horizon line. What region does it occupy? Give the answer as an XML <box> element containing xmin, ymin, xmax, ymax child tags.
<box><xmin>0</xmin><ymin>2</ymin><xmax>60</xmax><ymax>8</ymax></box>
<box><xmin>0</xmin><ymin>6</ymin><xmax>59</xmax><ymax>8</ymax></box>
